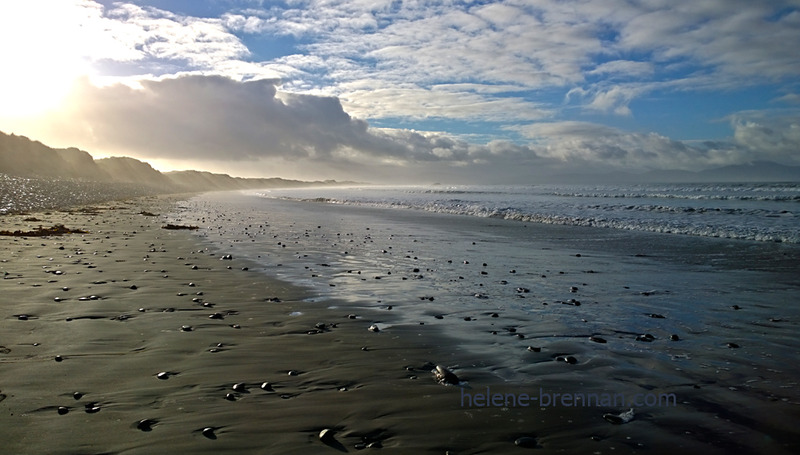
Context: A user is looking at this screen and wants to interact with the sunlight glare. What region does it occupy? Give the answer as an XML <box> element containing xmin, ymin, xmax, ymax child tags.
<box><xmin>0</xmin><ymin>1</ymin><xmax>95</xmax><ymax>117</ymax></box>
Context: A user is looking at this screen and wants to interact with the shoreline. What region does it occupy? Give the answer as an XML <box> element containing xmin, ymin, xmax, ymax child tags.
<box><xmin>1</xmin><ymin>193</ymin><xmax>798</xmax><ymax>454</ymax></box>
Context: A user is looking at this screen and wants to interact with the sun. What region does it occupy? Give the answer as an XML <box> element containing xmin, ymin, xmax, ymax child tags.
<box><xmin>0</xmin><ymin>1</ymin><xmax>94</xmax><ymax>117</ymax></box>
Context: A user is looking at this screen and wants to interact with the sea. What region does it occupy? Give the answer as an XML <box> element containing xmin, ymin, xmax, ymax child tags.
<box><xmin>166</xmin><ymin>182</ymin><xmax>799</xmax><ymax>451</ymax></box>
<box><xmin>254</xmin><ymin>182</ymin><xmax>800</xmax><ymax>243</ymax></box>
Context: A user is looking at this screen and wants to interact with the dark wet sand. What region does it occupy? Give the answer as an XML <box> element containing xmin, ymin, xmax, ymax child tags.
<box><xmin>1</xmin><ymin>195</ymin><xmax>798</xmax><ymax>454</ymax></box>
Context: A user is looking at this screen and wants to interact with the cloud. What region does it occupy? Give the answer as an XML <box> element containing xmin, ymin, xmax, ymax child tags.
<box><xmin>729</xmin><ymin>111</ymin><xmax>800</xmax><ymax>163</ymax></box>
<box><xmin>514</xmin><ymin>112</ymin><xmax>800</xmax><ymax>172</ymax></box>
<box><xmin>43</xmin><ymin>75</ymin><xmax>542</xmax><ymax>176</ymax></box>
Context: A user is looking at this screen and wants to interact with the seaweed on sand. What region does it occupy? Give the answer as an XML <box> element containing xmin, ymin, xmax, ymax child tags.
<box><xmin>0</xmin><ymin>224</ymin><xmax>88</xmax><ymax>237</ymax></box>
<box><xmin>161</xmin><ymin>224</ymin><xmax>199</xmax><ymax>230</ymax></box>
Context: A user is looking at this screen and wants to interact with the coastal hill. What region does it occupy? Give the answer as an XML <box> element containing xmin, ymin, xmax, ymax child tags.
<box><xmin>2</xmin><ymin>130</ymin><xmax>799</xmax><ymax>186</ymax></box>
<box><xmin>0</xmin><ymin>131</ymin><xmax>352</xmax><ymax>191</ymax></box>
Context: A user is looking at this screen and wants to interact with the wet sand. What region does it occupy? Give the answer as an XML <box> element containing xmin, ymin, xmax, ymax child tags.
<box><xmin>1</xmin><ymin>194</ymin><xmax>799</xmax><ymax>454</ymax></box>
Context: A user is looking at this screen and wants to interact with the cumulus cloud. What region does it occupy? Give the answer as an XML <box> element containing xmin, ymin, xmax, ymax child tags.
<box><xmin>43</xmin><ymin>75</ymin><xmax>542</xmax><ymax>178</ymax></box>
<box><xmin>514</xmin><ymin>113</ymin><xmax>800</xmax><ymax>172</ymax></box>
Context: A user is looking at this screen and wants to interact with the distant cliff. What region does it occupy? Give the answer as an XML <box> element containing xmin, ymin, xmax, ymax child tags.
<box><xmin>0</xmin><ymin>131</ymin><xmax>354</xmax><ymax>191</ymax></box>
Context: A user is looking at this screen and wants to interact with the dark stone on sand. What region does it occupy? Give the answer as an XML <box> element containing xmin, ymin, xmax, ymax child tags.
<box><xmin>201</xmin><ymin>427</ymin><xmax>217</xmax><ymax>439</ymax></box>
<box><xmin>319</xmin><ymin>428</ymin><xmax>337</xmax><ymax>444</ymax></box>
<box><xmin>209</xmin><ymin>313</ymin><xmax>224</xmax><ymax>320</ymax></box>
<box><xmin>514</xmin><ymin>436</ymin><xmax>538</xmax><ymax>448</ymax></box>
<box><xmin>129</xmin><ymin>285</ymin><xmax>138</xmax><ymax>290</ymax></box>
<box><xmin>527</xmin><ymin>346</ymin><xmax>541</xmax><ymax>352</ymax></box>
<box><xmin>225</xmin><ymin>393</ymin><xmax>236</xmax><ymax>401</ymax></box>
<box><xmin>589</xmin><ymin>336</ymin><xmax>607</xmax><ymax>343</ymax></box>
<box><xmin>670</xmin><ymin>334</ymin><xmax>680</xmax><ymax>341</ymax></box>
<box><xmin>603</xmin><ymin>408</ymin><xmax>635</xmax><ymax>424</ymax></box>
<box><xmin>731</xmin><ymin>305</ymin><xmax>741</xmax><ymax>310</ymax></box>
<box><xmin>136</xmin><ymin>419</ymin><xmax>157</xmax><ymax>431</ymax></box>
<box><xmin>17</xmin><ymin>314</ymin><xmax>28</xmax><ymax>321</ymax></box>
<box><xmin>260</xmin><ymin>382</ymin><xmax>273</xmax><ymax>391</ymax></box>
<box><xmin>636</xmin><ymin>334</ymin><xmax>655</xmax><ymax>342</ymax></box>
<box><xmin>156</xmin><ymin>372</ymin><xmax>170</xmax><ymax>380</ymax></box>
<box><xmin>368</xmin><ymin>324</ymin><xmax>380</xmax><ymax>332</ymax></box>
<box><xmin>287</xmin><ymin>370</ymin><xmax>300</xmax><ymax>376</ymax></box>
<box><xmin>727</xmin><ymin>342</ymin><xmax>740</xmax><ymax>349</ymax></box>
<box><xmin>73</xmin><ymin>392</ymin><xmax>83</xmax><ymax>400</ymax></box>
<box><xmin>556</xmin><ymin>355</ymin><xmax>578</xmax><ymax>364</ymax></box>
<box><xmin>84</xmin><ymin>403</ymin><xmax>101</xmax><ymax>413</ymax></box>
<box><xmin>648</xmin><ymin>313</ymin><xmax>665</xmax><ymax>318</ymax></box>
<box><xmin>432</xmin><ymin>365</ymin><xmax>459</xmax><ymax>385</ymax></box>
<box><xmin>55</xmin><ymin>355</ymin><xmax>63</xmax><ymax>362</ymax></box>
<box><xmin>180</xmin><ymin>325</ymin><xmax>193</xmax><ymax>332</ymax></box>
<box><xmin>57</xmin><ymin>406</ymin><xmax>69</xmax><ymax>415</ymax></box>
<box><xmin>232</xmin><ymin>383</ymin><xmax>246</xmax><ymax>392</ymax></box>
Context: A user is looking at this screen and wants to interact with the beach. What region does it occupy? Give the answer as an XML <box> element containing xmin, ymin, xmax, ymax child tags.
<box><xmin>1</xmin><ymin>191</ymin><xmax>799</xmax><ymax>454</ymax></box>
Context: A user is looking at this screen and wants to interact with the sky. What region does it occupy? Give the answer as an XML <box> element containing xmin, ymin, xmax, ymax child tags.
<box><xmin>0</xmin><ymin>0</ymin><xmax>798</xmax><ymax>184</ymax></box>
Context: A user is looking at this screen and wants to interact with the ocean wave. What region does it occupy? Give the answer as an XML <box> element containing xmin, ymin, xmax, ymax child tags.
<box><xmin>252</xmin><ymin>185</ymin><xmax>800</xmax><ymax>244</ymax></box>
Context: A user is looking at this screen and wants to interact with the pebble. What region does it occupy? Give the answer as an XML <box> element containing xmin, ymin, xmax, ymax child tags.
<box><xmin>319</xmin><ymin>428</ymin><xmax>335</xmax><ymax>443</ymax></box>
<box><xmin>84</xmin><ymin>403</ymin><xmax>101</xmax><ymax>413</ymax></box>
<box><xmin>232</xmin><ymin>383</ymin><xmax>246</xmax><ymax>392</ymax></box>
<box><xmin>636</xmin><ymin>333</ymin><xmax>655</xmax><ymax>342</ymax></box>
<box><xmin>589</xmin><ymin>336</ymin><xmax>607</xmax><ymax>343</ymax></box>
<box><xmin>603</xmin><ymin>408</ymin><xmax>635</xmax><ymax>424</ymax></box>
<box><xmin>556</xmin><ymin>355</ymin><xmax>578</xmax><ymax>364</ymax></box>
<box><xmin>368</xmin><ymin>324</ymin><xmax>380</xmax><ymax>332</ymax></box>
<box><xmin>54</xmin><ymin>355</ymin><xmax>63</xmax><ymax>362</ymax></box>
<box><xmin>156</xmin><ymin>372</ymin><xmax>170</xmax><ymax>380</ymax></box>
<box><xmin>57</xmin><ymin>406</ymin><xmax>69</xmax><ymax>415</ymax></box>
<box><xmin>260</xmin><ymin>382</ymin><xmax>273</xmax><ymax>391</ymax></box>
<box><xmin>527</xmin><ymin>346</ymin><xmax>541</xmax><ymax>352</ymax></box>
<box><xmin>180</xmin><ymin>325</ymin><xmax>194</xmax><ymax>332</ymax></box>
<box><xmin>432</xmin><ymin>365</ymin><xmax>459</xmax><ymax>385</ymax></box>
<box><xmin>514</xmin><ymin>436</ymin><xmax>538</xmax><ymax>448</ymax></box>
<box><xmin>136</xmin><ymin>419</ymin><xmax>156</xmax><ymax>431</ymax></box>
<box><xmin>670</xmin><ymin>334</ymin><xmax>680</xmax><ymax>341</ymax></box>
<box><xmin>727</xmin><ymin>342</ymin><xmax>740</xmax><ymax>349</ymax></box>
<box><xmin>224</xmin><ymin>393</ymin><xmax>236</xmax><ymax>401</ymax></box>
<box><xmin>201</xmin><ymin>427</ymin><xmax>217</xmax><ymax>439</ymax></box>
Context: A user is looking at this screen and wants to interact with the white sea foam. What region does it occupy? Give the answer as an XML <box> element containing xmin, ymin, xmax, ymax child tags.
<box><xmin>251</xmin><ymin>183</ymin><xmax>800</xmax><ymax>243</ymax></box>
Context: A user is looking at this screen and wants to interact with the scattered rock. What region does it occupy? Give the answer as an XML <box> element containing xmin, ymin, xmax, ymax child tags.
<box><xmin>603</xmin><ymin>408</ymin><xmax>635</xmax><ymax>424</ymax></box>
<box><xmin>432</xmin><ymin>365</ymin><xmax>460</xmax><ymax>385</ymax></box>
<box><xmin>514</xmin><ymin>436</ymin><xmax>538</xmax><ymax>448</ymax></box>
